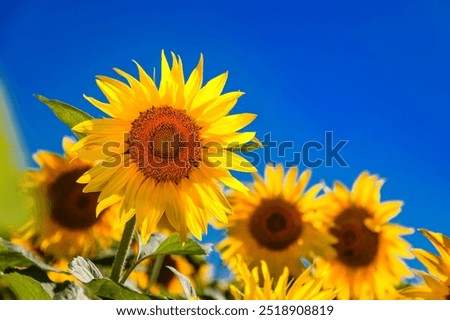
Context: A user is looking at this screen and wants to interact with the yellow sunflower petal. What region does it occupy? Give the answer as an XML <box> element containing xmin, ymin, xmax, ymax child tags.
<box><xmin>191</xmin><ymin>71</ymin><xmax>228</xmax><ymax>110</ymax></box>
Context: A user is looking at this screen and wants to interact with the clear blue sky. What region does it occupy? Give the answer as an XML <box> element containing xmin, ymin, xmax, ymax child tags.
<box><xmin>1</xmin><ymin>0</ymin><xmax>449</xmax><ymax>272</ymax></box>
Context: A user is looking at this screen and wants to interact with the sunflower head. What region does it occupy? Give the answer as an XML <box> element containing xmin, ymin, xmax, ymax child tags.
<box><xmin>316</xmin><ymin>171</ymin><xmax>414</xmax><ymax>299</ymax></box>
<box><xmin>230</xmin><ymin>255</ymin><xmax>336</xmax><ymax>300</ymax></box>
<box><xmin>72</xmin><ymin>51</ymin><xmax>257</xmax><ymax>242</ymax></box>
<box><xmin>219</xmin><ymin>164</ymin><xmax>336</xmax><ymax>278</ymax></box>
<box><xmin>401</xmin><ymin>229</ymin><xmax>450</xmax><ymax>300</ymax></box>
<box><xmin>21</xmin><ymin>137</ymin><xmax>120</xmax><ymax>259</ymax></box>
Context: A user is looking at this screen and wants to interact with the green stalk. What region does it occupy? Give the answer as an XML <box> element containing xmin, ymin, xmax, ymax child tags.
<box><xmin>110</xmin><ymin>215</ymin><xmax>136</xmax><ymax>283</ymax></box>
<box><xmin>149</xmin><ymin>254</ymin><xmax>166</xmax><ymax>286</ymax></box>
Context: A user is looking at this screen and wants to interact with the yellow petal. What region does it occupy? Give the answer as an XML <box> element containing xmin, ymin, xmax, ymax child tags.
<box><xmin>191</xmin><ymin>91</ymin><xmax>245</xmax><ymax>123</ymax></box>
<box><xmin>184</xmin><ymin>54</ymin><xmax>203</xmax><ymax>110</ymax></box>
<box><xmin>132</xmin><ymin>60</ymin><xmax>160</xmax><ymax>106</ymax></box>
<box><xmin>201</xmin><ymin>113</ymin><xmax>256</xmax><ymax>136</ymax></box>
<box><xmin>96</xmin><ymin>194</ymin><xmax>122</xmax><ymax>217</ymax></box>
<box><xmin>376</xmin><ymin>201</ymin><xmax>403</xmax><ymax>223</ymax></box>
<box><xmin>72</xmin><ymin>118</ymin><xmax>131</xmax><ymax>135</ymax></box>
<box><xmin>159</xmin><ymin>50</ymin><xmax>175</xmax><ymax>106</ymax></box>
<box><xmin>162</xmin><ymin>182</ymin><xmax>187</xmax><ymax>241</ymax></box>
<box><xmin>114</xmin><ymin>67</ymin><xmax>147</xmax><ymax>101</ymax></box>
<box><xmin>191</xmin><ymin>71</ymin><xmax>228</xmax><ymax>110</ymax></box>
<box><xmin>204</xmin><ymin>149</ymin><xmax>256</xmax><ymax>173</ymax></box>
<box><xmin>413</xmin><ymin>248</ymin><xmax>448</xmax><ymax>280</ymax></box>
<box><xmin>83</xmin><ymin>94</ymin><xmax>121</xmax><ymax>118</ymax></box>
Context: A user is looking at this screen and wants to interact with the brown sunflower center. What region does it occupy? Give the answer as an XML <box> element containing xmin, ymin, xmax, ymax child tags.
<box><xmin>47</xmin><ymin>167</ymin><xmax>100</xmax><ymax>230</ymax></box>
<box><xmin>331</xmin><ymin>206</ymin><xmax>379</xmax><ymax>267</ymax></box>
<box><xmin>249</xmin><ymin>199</ymin><xmax>303</xmax><ymax>250</ymax></box>
<box><xmin>129</xmin><ymin>106</ymin><xmax>202</xmax><ymax>184</ymax></box>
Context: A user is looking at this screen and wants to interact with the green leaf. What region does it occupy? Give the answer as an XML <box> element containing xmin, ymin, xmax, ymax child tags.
<box><xmin>53</xmin><ymin>281</ymin><xmax>89</xmax><ymax>300</ymax></box>
<box><xmin>123</xmin><ymin>234</ymin><xmax>209</xmax><ymax>284</ymax></box>
<box><xmin>0</xmin><ymin>238</ymin><xmax>60</xmax><ymax>272</ymax></box>
<box><xmin>166</xmin><ymin>266</ymin><xmax>197</xmax><ymax>299</ymax></box>
<box><xmin>138</xmin><ymin>233</ymin><xmax>168</xmax><ymax>260</ymax></box>
<box><xmin>0</xmin><ymin>272</ymin><xmax>51</xmax><ymax>299</ymax></box>
<box><xmin>68</xmin><ymin>256</ymin><xmax>103</xmax><ymax>283</ymax></box>
<box><xmin>35</xmin><ymin>94</ymin><xmax>92</xmax><ymax>139</ymax></box>
<box><xmin>86</xmin><ymin>278</ymin><xmax>165</xmax><ymax>300</ymax></box>
<box><xmin>0</xmin><ymin>252</ymin><xmax>34</xmax><ymax>270</ymax></box>
<box><xmin>152</xmin><ymin>234</ymin><xmax>208</xmax><ymax>256</ymax></box>
<box><xmin>14</xmin><ymin>266</ymin><xmax>52</xmax><ymax>283</ymax></box>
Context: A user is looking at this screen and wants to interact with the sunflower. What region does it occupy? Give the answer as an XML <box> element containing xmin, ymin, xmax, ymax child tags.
<box><xmin>401</xmin><ymin>229</ymin><xmax>450</xmax><ymax>299</ymax></box>
<box><xmin>230</xmin><ymin>255</ymin><xmax>336</xmax><ymax>300</ymax></box>
<box><xmin>21</xmin><ymin>137</ymin><xmax>120</xmax><ymax>259</ymax></box>
<box><xmin>315</xmin><ymin>171</ymin><xmax>413</xmax><ymax>299</ymax></box>
<box><xmin>72</xmin><ymin>51</ymin><xmax>256</xmax><ymax>242</ymax></box>
<box><xmin>218</xmin><ymin>164</ymin><xmax>336</xmax><ymax>277</ymax></box>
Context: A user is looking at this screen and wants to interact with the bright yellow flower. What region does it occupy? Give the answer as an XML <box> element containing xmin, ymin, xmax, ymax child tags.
<box><xmin>21</xmin><ymin>137</ymin><xmax>120</xmax><ymax>259</ymax></box>
<box><xmin>316</xmin><ymin>172</ymin><xmax>413</xmax><ymax>299</ymax></box>
<box><xmin>72</xmin><ymin>51</ymin><xmax>256</xmax><ymax>242</ymax></box>
<box><xmin>231</xmin><ymin>255</ymin><xmax>336</xmax><ymax>300</ymax></box>
<box><xmin>401</xmin><ymin>229</ymin><xmax>450</xmax><ymax>299</ymax></box>
<box><xmin>219</xmin><ymin>164</ymin><xmax>336</xmax><ymax>277</ymax></box>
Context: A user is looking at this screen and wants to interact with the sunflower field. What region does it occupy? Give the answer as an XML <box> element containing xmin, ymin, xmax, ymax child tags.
<box><xmin>1</xmin><ymin>52</ymin><xmax>449</xmax><ymax>303</ymax></box>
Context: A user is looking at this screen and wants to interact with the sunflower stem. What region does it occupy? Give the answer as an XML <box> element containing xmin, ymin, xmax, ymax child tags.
<box><xmin>149</xmin><ymin>254</ymin><xmax>165</xmax><ymax>286</ymax></box>
<box><xmin>119</xmin><ymin>231</ymin><xmax>141</xmax><ymax>284</ymax></box>
<box><xmin>111</xmin><ymin>215</ymin><xmax>136</xmax><ymax>283</ymax></box>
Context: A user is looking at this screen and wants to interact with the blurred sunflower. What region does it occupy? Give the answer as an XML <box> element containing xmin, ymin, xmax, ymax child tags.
<box><xmin>130</xmin><ymin>255</ymin><xmax>211</xmax><ymax>296</ymax></box>
<box><xmin>218</xmin><ymin>164</ymin><xmax>336</xmax><ymax>277</ymax></box>
<box><xmin>21</xmin><ymin>137</ymin><xmax>120</xmax><ymax>260</ymax></box>
<box><xmin>72</xmin><ymin>51</ymin><xmax>256</xmax><ymax>242</ymax></box>
<box><xmin>231</xmin><ymin>255</ymin><xmax>336</xmax><ymax>300</ymax></box>
<box><xmin>316</xmin><ymin>172</ymin><xmax>413</xmax><ymax>299</ymax></box>
<box><xmin>401</xmin><ymin>229</ymin><xmax>450</xmax><ymax>299</ymax></box>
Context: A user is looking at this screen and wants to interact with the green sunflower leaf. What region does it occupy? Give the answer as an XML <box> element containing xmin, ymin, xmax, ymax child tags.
<box><xmin>53</xmin><ymin>281</ymin><xmax>90</xmax><ymax>300</ymax></box>
<box><xmin>137</xmin><ymin>232</ymin><xmax>168</xmax><ymax>260</ymax></box>
<box><xmin>86</xmin><ymin>278</ymin><xmax>167</xmax><ymax>300</ymax></box>
<box><xmin>152</xmin><ymin>234</ymin><xmax>209</xmax><ymax>256</ymax></box>
<box><xmin>0</xmin><ymin>238</ymin><xmax>60</xmax><ymax>272</ymax></box>
<box><xmin>0</xmin><ymin>272</ymin><xmax>51</xmax><ymax>299</ymax></box>
<box><xmin>166</xmin><ymin>266</ymin><xmax>197</xmax><ymax>299</ymax></box>
<box><xmin>35</xmin><ymin>94</ymin><xmax>92</xmax><ymax>139</ymax></box>
<box><xmin>68</xmin><ymin>256</ymin><xmax>103</xmax><ymax>283</ymax></box>
<box><xmin>128</xmin><ymin>234</ymin><xmax>209</xmax><ymax>282</ymax></box>
<box><xmin>135</xmin><ymin>234</ymin><xmax>209</xmax><ymax>268</ymax></box>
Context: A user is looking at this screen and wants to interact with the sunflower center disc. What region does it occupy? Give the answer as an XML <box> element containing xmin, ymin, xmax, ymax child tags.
<box><xmin>48</xmin><ymin>167</ymin><xmax>100</xmax><ymax>230</ymax></box>
<box><xmin>331</xmin><ymin>206</ymin><xmax>379</xmax><ymax>267</ymax></box>
<box><xmin>249</xmin><ymin>199</ymin><xmax>303</xmax><ymax>250</ymax></box>
<box><xmin>129</xmin><ymin>106</ymin><xmax>201</xmax><ymax>184</ymax></box>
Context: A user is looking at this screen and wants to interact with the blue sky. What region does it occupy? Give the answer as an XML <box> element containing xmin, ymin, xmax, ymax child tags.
<box><xmin>1</xmin><ymin>0</ymin><xmax>449</xmax><ymax>271</ymax></box>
